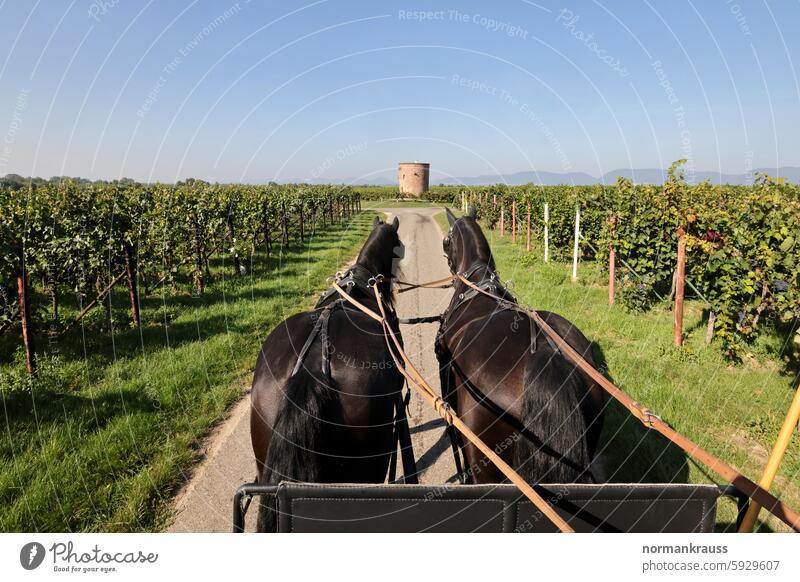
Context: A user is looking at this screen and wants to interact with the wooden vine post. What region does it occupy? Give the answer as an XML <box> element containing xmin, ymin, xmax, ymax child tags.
<box><xmin>608</xmin><ymin>215</ymin><xmax>617</xmax><ymax>305</ymax></box>
<box><xmin>571</xmin><ymin>203</ymin><xmax>580</xmax><ymax>281</ymax></box>
<box><xmin>705</xmin><ymin>311</ymin><xmax>716</xmax><ymax>344</ymax></box>
<box><xmin>511</xmin><ymin>200</ymin><xmax>517</xmax><ymax>244</ymax></box>
<box><xmin>227</xmin><ymin>211</ymin><xmax>242</xmax><ymax>276</ymax></box>
<box><xmin>299</xmin><ymin>202</ymin><xmax>305</xmax><ymax>243</ymax></box>
<box><xmin>192</xmin><ymin>214</ymin><xmax>206</xmax><ymax>293</ymax></box>
<box><xmin>500</xmin><ymin>204</ymin><xmax>505</xmax><ymax>237</ymax></box>
<box><xmin>262</xmin><ymin>202</ymin><xmax>271</xmax><ymax>258</ymax></box>
<box><xmin>673</xmin><ymin>225</ymin><xmax>687</xmax><ymax>346</ymax></box>
<box><xmin>123</xmin><ymin>242</ymin><xmax>141</xmax><ymax>327</ymax></box>
<box><xmin>282</xmin><ymin>201</ymin><xmax>289</xmax><ymax>247</ymax></box>
<box><xmin>13</xmin><ymin>240</ymin><xmax>35</xmax><ymax>374</ymax></box>
<box><xmin>543</xmin><ymin>202</ymin><xmax>549</xmax><ymax>262</ymax></box>
<box><xmin>739</xmin><ymin>386</ymin><xmax>800</xmax><ymax>532</ymax></box>
<box><xmin>526</xmin><ymin>200</ymin><xmax>531</xmax><ymax>252</ymax></box>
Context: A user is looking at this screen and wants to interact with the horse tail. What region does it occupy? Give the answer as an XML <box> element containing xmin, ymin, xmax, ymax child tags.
<box><xmin>256</xmin><ymin>366</ymin><xmax>337</xmax><ymax>532</ymax></box>
<box><xmin>513</xmin><ymin>346</ymin><xmax>592</xmax><ymax>484</ymax></box>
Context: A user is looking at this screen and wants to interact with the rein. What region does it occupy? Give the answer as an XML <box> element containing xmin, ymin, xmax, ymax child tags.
<box><xmin>332</xmin><ymin>277</ymin><xmax>576</xmax><ymax>534</ymax></box>
<box><xmin>395</xmin><ymin>275</ymin><xmax>455</xmax><ymax>293</ymax></box>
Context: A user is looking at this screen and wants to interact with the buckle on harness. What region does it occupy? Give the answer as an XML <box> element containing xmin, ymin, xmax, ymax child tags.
<box><xmin>367</xmin><ymin>274</ymin><xmax>385</xmax><ymax>287</ymax></box>
<box><xmin>433</xmin><ymin>397</ymin><xmax>454</xmax><ymax>425</ymax></box>
<box><xmin>633</xmin><ymin>402</ymin><xmax>662</xmax><ymax>428</ymax></box>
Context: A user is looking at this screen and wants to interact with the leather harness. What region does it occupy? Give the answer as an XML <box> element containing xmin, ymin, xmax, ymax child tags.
<box><xmin>289</xmin><ymin>264</ymin><xmax>417</xmax><ymax>483</ymax></box>
<box><xmin>434</xmin><ymin>258</ymin><xmax>564</xmax><ymax>482</ymax></box>
<box><xmin>290</xmin><ymin>264</ymin><xmax>391</xmax><ymax>378</ymax></box>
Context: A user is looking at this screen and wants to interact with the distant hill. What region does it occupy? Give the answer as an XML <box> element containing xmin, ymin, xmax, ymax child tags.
<box><xmin>7</xmin><ymin>167</ymin><xmax>800</xmax><ymax>188</ymax></box>
<box><xmin>433</xmin><ymin>167</ymin><xmax>800</xmax><ymax>186</ymax></box>
<box><xmin>304</xmin><ymin>167</ymin><xmax>800</xmax><ymax>187</ymax></box>
<box><xmin>437</xmin><ymin>170</ymin><xmax>597</xmax><ymax>186</ymax></box>
<box><xmin>303</xmin><ymin>175</ymin><xmax>395</xmax><ymax>186</ymax></box>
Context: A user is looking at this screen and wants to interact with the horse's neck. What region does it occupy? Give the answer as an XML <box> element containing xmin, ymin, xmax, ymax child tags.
<box><xmin>353</xmin><ymin>260</ymin><xmax>393</xmax><ymax>304</ymax></box>
<box><xmin>355</xmin><ymin>258</ymin><xmax>390</xmax><ymax>281</ymax></box>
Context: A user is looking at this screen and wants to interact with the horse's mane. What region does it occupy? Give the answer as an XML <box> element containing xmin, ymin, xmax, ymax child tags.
<box><xmin>355</xmin><ymin>222</ymin><xmax>402</xmax><ymax>308</ymax></box>
<box><xmin>453</xmin><ymin>217</ymin><xmax>495</xmax><ymax>271</ymax></box>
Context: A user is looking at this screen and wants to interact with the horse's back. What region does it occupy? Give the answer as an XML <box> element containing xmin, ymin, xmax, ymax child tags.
<box><xmin>250</xmin><ymin>305</ymin><xmax>402</xmax><ymax>480</ymax></box>
<box><xmin>444</xmin><ymin>305</ymin><xmax>604</xmax><ymax>481</ymax></box>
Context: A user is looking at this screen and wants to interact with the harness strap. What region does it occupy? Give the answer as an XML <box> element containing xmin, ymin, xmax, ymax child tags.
<box><xmin>319</xmin><ymin>306</ymin><xmax>333</xmax><ymax>377</ymax></box>
<box><xmin>434</xmin><ymin>330</ymin><xmax>467</xmax><ymax>482</ymax></box>
<box><xmin>396</xmin><ymin>275</ymin><xmax>454</xmax><ymax>294</ymax></box>
<box><xmin>300</xmin><ymin>273</ymin><xmax>418</xmax><ymax>486</ymax></box>
<box><xmin>290</xmin><ymin>305</ymin><xmax>333</xmax><ymax>377</ymax></box>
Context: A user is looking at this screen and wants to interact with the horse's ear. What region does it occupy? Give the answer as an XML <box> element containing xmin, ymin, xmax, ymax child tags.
<box><xmin>467</xmin><ymin>205</ymin><xmax>477</xmax><ymax>219</ymax></box>
<box><xmin>391</xmin><ymin>216</ymin><xmax>400</xmax><ymax>231</ymax></box>
<box><xmin>445</xmin><ymin>208</ymin><xmax>457</xmax><ymax>227</ymax></box>
<box><xmin>372</xmin><ymin>216</ymin><xmax>381</xmax><ymax>228</ymax></box>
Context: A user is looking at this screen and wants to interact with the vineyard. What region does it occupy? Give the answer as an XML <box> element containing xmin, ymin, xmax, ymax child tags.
<box><xmin>394</xmin><ymin>163</ymin><xmax>799</xmax><ymax>363</ymax></box>
<box><xmin>0</xmin><ymin>181</ymin><xmax>360</xmax><ymax>379</ymax></box>
<box><xmin>0</xmin><ymin>177</ymin><xmax>371</xmax><ymax>531</ymax></box>
<box><xmin>2</xmin><ymin>168</ymin><xmax>797</xmax><ymax>380</ymax></box>
<box><xmin>1</xmin><ymin>169</ymin><xmax>798</xmax><ymax>531</ymax></box>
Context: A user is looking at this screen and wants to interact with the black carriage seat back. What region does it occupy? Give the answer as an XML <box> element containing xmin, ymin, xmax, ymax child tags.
<box><xmin>236</xmin><ymin>482</ymin><xmax>726</xmax><ymax>533</ymax></box>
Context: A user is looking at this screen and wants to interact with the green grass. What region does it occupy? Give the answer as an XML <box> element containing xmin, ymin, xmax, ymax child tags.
<box><xmin>0</xmin><ymin>214</ymin><xmax>374</xmax><ymax>532</ymax></box>
<box><xmin>434</xmin><ymin>210</ymin><xmax>799</xmax><ymax>532</ymax></box>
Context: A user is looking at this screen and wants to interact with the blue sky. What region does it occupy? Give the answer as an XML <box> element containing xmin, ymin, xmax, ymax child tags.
<box><xmin>0</xmin><ymin>0</ymin><xmax>798</xmax><ymax>183</ymax></box>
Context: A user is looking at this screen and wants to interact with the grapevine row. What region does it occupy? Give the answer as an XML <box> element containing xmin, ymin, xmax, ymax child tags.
<box><xmin>0</xmin><ymin>181</ymin><xmax>361</xmax><ymax>374</ymax></box>
<box><xmin>404</xmin><ymin>163</ymin><xmax>799</xmax><ymax>361</ymax></box>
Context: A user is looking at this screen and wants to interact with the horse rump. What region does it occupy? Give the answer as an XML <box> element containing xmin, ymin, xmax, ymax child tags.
<box><xmin>256</xmin><ymin>366</ymin><xmax>339</xmax><ymax>532</ymax></box>
<box><xmin>513</xmin><ymin>346</ymin><xmax>592</xmax><ymax>484</ymax></box>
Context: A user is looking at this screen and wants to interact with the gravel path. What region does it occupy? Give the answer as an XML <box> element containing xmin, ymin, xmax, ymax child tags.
<box><xmin>166</xmin><ymin>207</ymin><xmax>455</xmax><ymax>532</ymax></box>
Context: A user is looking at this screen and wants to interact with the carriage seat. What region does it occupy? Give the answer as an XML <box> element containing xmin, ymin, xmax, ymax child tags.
<box><xmin>234</xmin><ymin>482</ymin><xmax>741</xmax><ymax>533</ymax></box>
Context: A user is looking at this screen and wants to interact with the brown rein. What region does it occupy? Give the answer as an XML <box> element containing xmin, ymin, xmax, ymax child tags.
<box><xmin>332</xmin><ymin>279</ymin><xmax>575</xmax><ymax>533</ymax></box>
<box><xmin>395</xmin><ymin>275</ymin><xmax>455</xmax><ymax>293</ymax></box>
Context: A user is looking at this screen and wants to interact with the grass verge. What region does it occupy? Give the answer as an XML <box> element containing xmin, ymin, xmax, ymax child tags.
<box><xmin>0</xmin><ymin>214</ymin><xmax>374</xmax><ymax>532</ymax></box>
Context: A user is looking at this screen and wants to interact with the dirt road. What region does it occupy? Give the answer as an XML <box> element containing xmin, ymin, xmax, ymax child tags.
<box><xmin>167</xmin><ymin>207</ymin><xmax>455</xmax><ymax>532</ymax></box>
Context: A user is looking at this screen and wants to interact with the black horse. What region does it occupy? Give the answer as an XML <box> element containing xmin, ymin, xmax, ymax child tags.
<box><xmin>250</xmin><ymin>216</ymin><xmax>413</xmax><ymax>531</ymax></box>
<box><xmin>436</xmin><ymin>207</ymin><xmax>604</xmax><ymax>485</ymax></box>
